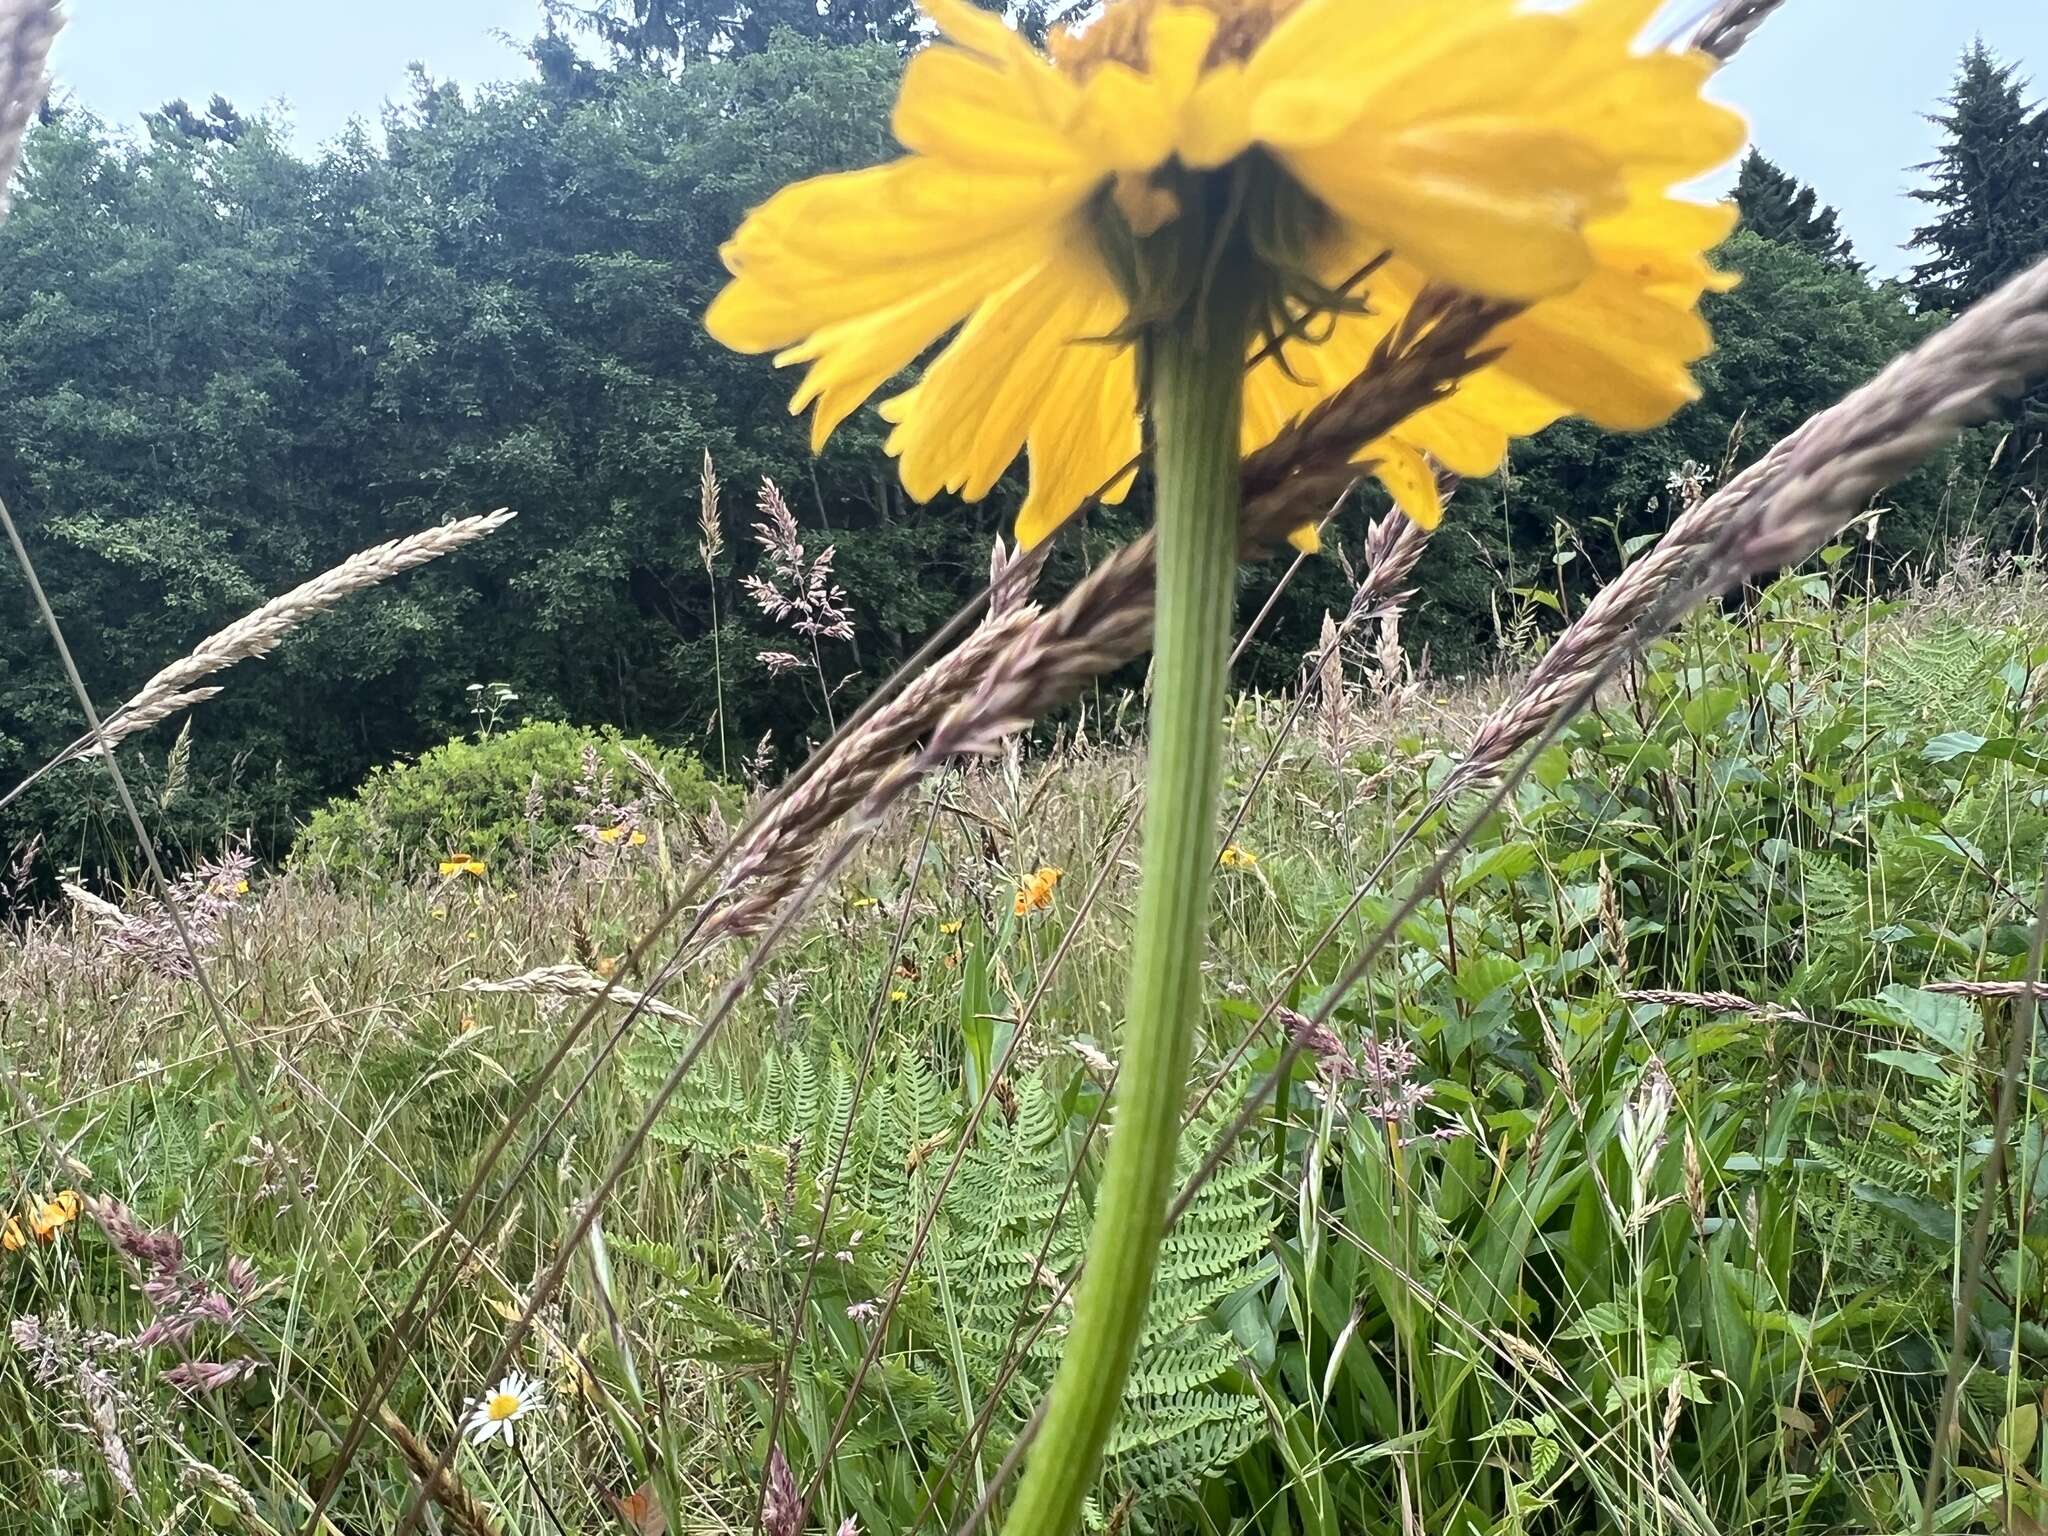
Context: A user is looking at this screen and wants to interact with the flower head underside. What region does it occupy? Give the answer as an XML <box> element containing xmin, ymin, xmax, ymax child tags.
<box><xmin>706</xmin><ymin>0</ymin><xmax>1745</xmax><ymax>546</ymax></box>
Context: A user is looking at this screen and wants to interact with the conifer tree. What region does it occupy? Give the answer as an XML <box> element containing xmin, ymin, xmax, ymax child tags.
<box><xmin>1733</xmin><ymin>148</ymin><xmax>1859</xmax><ymax>269</ymax></box>
<box><xmin>1909</xmin><ymin>41</ymin><xmax>2048</xmax><ymax>314</ymax></box>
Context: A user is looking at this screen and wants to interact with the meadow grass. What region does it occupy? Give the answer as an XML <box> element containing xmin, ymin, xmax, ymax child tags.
<box><xmin>3</xmin><ymin>547</ymin><xmax>2045</xmax><ymax>1535</ymax></box>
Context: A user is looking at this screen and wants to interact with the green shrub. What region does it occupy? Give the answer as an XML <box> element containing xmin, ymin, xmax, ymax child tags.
<box><xmin>291</xmin><ymin>720</ymin><xmax>716</xmax><ymax>883</ymax></box>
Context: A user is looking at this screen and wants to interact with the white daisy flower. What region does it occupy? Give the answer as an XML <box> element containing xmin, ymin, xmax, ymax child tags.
<box><xmin>461</xmin><ymin>1371</ymin><xmax>544</xmax><ymax>1447</ymax></box>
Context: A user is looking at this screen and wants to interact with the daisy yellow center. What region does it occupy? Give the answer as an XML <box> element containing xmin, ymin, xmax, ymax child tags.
<box><xmin>1049</xmin><ymin>0</ymin><xmax>1304</xmax><ymax>78</ymax></box>
<box><xmin>486</xmin><ymin>1392</ymin><xmax>521</xmax><ymax>1421</ymax></box>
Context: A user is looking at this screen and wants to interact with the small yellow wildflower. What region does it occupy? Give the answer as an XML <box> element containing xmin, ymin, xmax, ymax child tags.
<box><xmin>7</xmin><ymin>1190</ymin><xmax>82</xmax><ymax>1250</ymax></box>
<box><xmin>939</xmin><ymin>919</ymin><xmax>964</xmax><ymax>936</ymax></box>
<box><xmin>431</xmin><ymin>905</ymin><xmax>448</xmax><ymax>919</ymax></box>
<box><xmin>595</xmin><ymin>825</ymin><xmax>626</xmax><ymax>845</ymax></box>
<box><xmin>438</xmin><ymin>854</ymin><xmax>487</xmax><ymax>878</ymax></box>
<box><xmin>850</xmin><ymin>896</ymin><xmax>879</xmax><ymax>910</ymax></box>
<box><xmin>1220</xmin><ymin>844</ymin><xmax>1259</xmax><ymax>870</ymax></box>
<box><xmin>890</xmin><ymin>988</ymin><xmax>909</xmax><ymax>1004</ymax></box>
<box><xmin>1014</xmin><ymin>866</ymin><xmax>1065</xmax><ymax>916</ymax></box>
<box><xmin>234</xmin><ymin>880</ymin><xmax>250</xmax><ymax>895</ymax></box>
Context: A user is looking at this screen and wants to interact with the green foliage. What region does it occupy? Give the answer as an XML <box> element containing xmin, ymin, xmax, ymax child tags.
<box><xmin>292</xmin><ymin>718</ymin><xmax>713</xmax><ymax>881</ymax></box>
<box><xmin>618</xmin><ymin>1034</ymin><xmax>1274</xmax><ymax>1530</ymax></box>
<box><xmin>6</xmin><ymin>574</ymin><xmax>2048</xmax><ymax>1532</ymax></box>
<box><xmin>4</xmin><ymin>29</ymin><xmax>2036</xmax><ymax>861</ymax></box>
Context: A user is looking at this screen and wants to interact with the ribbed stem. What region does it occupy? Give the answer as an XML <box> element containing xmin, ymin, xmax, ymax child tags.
<box><xmin>1003</xmin><ymin>291</ymin><xmax>1247</xmax><ymax>1534</ymax></box>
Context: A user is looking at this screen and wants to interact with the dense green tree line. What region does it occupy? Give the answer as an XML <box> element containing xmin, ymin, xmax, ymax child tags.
<box><xmin>0</xmin><ymin>22</ymin><xmax>2037</xmax><ymax>870</ymax></box>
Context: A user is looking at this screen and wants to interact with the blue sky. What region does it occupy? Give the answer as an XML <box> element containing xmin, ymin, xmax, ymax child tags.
<box><xmin>47</xmin><ymin>1</ymin><xmax>2048</xmax><ymax>277</ymax></box>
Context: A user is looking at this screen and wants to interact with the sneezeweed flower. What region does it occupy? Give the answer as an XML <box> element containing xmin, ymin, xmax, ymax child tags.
<box><xmin>438</xmin><ymin>854</ymin><xmax>487</xmax><ymax>879</ymax></box>
<box><xmin>1219</xmin><ymin>843</ymin><xmax>1259</xmax><ymax>870</ymax></box>
<box><xmin>461</xmin><ymin>1372</ymin><xmax>544</xmax><ymax>1447</ymax></box>
<box><xmin>707</xmin><ymin>0</ymin><xmax>1744</xmax><ymax>545</ymax></box>
<box><xmin>1014</xmin><ymin>866</ymin><xmax>1064</xmax><ymax>915</ymax></box>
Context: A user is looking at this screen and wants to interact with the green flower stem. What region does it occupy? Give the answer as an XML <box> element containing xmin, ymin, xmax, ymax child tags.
<box><xmin>1004</xmin><ymin>288</ymin><xmax>1248</xmax><ymax>1535</ymax></box>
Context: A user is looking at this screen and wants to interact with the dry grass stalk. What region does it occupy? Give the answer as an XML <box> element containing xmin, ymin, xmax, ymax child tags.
<box><xmin>0</xmin><ymin>1</ymin><xmax>59</xmax><ymax>218</ymax></box>
<box><xmin>60</xmin><ymin>879</ymin><xmax>127</xmax><ymax>928</ymax></box>
<box><xmin>2</xmin><ymin>510</ymin><xmax>514</xmax><ymax>809</ymax></box>
<box><xmin>698</xmin><ymin>448</ymin><xmax>723</xmax><ymax>569</ymax></box>
<box><xmin>1454</xmin><ymin>255</ymin><xmax>2048</xmax><ymax>791</ymax></box>
<box><xmin>121</xmin><ymin>507</ymin><xmax>517</xmax><ymax>718</ymax></box>
<box><xmin>704</xmin><ymin>313</ymin><xmax>1489</xmax><ymax>941</ymax></box>
<box><xmin>1924</xmin><ymin>980</ymin><xmax>2048</xmax><ymax>1001</ymax></box>
<box><xmin>376</xmin><ymin>1405</ymin><xmax>503</xmax><ymax>1536</ymax></box>
<box><xmin>1620</xmin><ymin>988</ymin><xmax>1815</xmax><ymax>1025</ymax></box>
<box><xmin>1241</xmin><ymin>289</ymin><xmax>1512</xmax><ymax>529</ymax></box>
<box><xmin>459</xmin><ymin>963</ymin><xmax>695</xmax><ymax>1022</ymax></box>
<box><xmin>1688</xmin><ymin>0</ymin><xmax>1788</xmax><ymax>62</ymax></box>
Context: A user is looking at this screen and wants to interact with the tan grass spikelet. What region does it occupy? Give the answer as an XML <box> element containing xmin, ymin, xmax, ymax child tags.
<box><xmin>1454</xmin><ymin>255</ymin><xmax>2048</xmax><ymax>792</ymax></box>
<box><xmin>1690</xmin><ymin>0</ymin><xmax>1789</xmax><ymax>62</ymax></box>
<box><xmin>1</xmin><ymin>512</ymin><xmax>514</xmax><ymax>811</ymax></box>
<box><xmin>377</xmin><ymin>1406</ymin><xmax>503</xmax><ymax>1536</ymax></box>
<box><xmin>458</xmin><ymin>963</ymin><xmax>696</xmax><ymax>1022</ymax></box>
<box><xmin>0</xmin><ymin>1</ymin><xmax>60</xmax><ymax>219</ymax></box>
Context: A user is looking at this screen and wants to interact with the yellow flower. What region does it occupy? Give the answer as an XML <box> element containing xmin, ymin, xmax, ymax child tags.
<box><xmin>1220</xmin><ymin>843</ymin><xmax>1258</xmax><ymax>870</ymax></box>
<box><xmin>14</xmin><ymin>1189</ymin><xmax>82</xmax><ymax>1247</ymax></box>
<box><xmin>850</xmin><ymin>896</ymin><xmax>879</xmax><ymax>910</ymax></box>
<box><xmin>1014</xmin><ymin>866</ymin><xmax>1065</xmax><ymax>916</ymax></box>
<box><xmin>438</xmin><ymin>854</ymin><xmax>487</xmax><ymax>878</ymax></box>
<box><xmin>939</xmin><ymin>919</ymin><xmax>964</xmax><ymax>936</ymax></box>
<box><xmin>707</xmin><ymin>0</ymin><xmax>1743</xmax><ymax>547</ymax></box>
<box><xmin>890</xmin><ymin>988</ymin><xmax>910</xmax><ymax>1003</ymax></box>
<box><xmin>630</xmin><ymin>830</ymin><xmax>648</xmax><ymax>847</ymax></box>
<box><xmin>595</xmin><ymin>825</ymin><xmax>626</xmax><ymax>845</ymax></box>
<box><xmin>431</xmin><ymin>905</ymin><xmax>448</xmax><ymax>919</ymax></box>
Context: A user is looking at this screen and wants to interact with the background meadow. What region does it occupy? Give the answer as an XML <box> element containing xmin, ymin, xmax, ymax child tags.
<box><xmin>4</xmin><ymin>3</ymin><xmax>2048</xmax><ymax>1534</ymax></box>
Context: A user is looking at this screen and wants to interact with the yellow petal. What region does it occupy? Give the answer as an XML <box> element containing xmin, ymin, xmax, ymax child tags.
<box><xmin>893</xmin><ymin>47</ymin><xmax>1084</xmax><ymax>173</ymax></box>
<box><xmin>1589</xmin><ymin>196</ymin><xmax>1740</xmax><ymax>293</ymax></box>
<box><xmin>1064</xmin><ymin>59</ymin><xmax>1178</xmax><ymax>171</ymax></box>
<box><xmin>777</xmin><ymin>234</ymin><xmax>1054</xmax><ymax>449</ymax></box>
<box><xmin>918</xmin><ymin>0</ymin><xmax>1029</xmax><ymax>61</ymax></box>
<box><xmin>1287</xmin><ymin>522</ymin><xmax>1322</xmax><ymax>554</ymax></box>
<box><xmin>1535</xmin><ymin>51</ymin><xmax>1748</xmax><ymax>185</ymax></box>
<box><xmin>885</xmin><ymin>241</ymin><xmax>1125</xmax><ymax>503</ymax></box>
<box><xmin>1015</xmin><ymin>338</ymin><xmax>1141</xmax><ymax>548</ymax></box>
<box><xmin>1258</xmin><ymin>13</ymin><xmax>1578</xmax><ymax>146</ymax></box>
<box><xmin>1286</xmin><ymin>121</ymin><xmax>1622</xmax><ymax>301</ymax></box>
<box><xmin>1491</xmin><ymin>270</ymin><xmax>1712</xmax><ymax>430</ymax></box>
<box><xmin>1364</xmin><ymin>437</ymin><xmax>1444</xmax><ymax>529</ymax></box>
